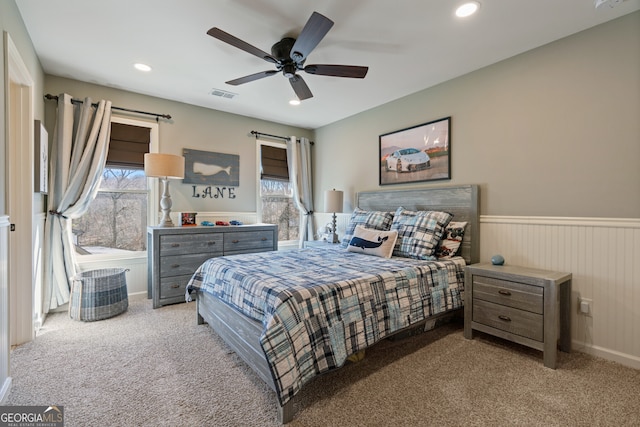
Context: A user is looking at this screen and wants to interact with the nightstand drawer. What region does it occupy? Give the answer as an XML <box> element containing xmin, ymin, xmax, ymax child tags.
<box><xmin>473</xmin><ymin>299</ymin><xmax>543</xmax><ymax>341</ymax></box>
<box><xmin>160</xmin><ymin>233</ymin><xmax>223</xmax><ymax>256</ymax></box>
<box><xmin>473</xmin><ymin>276</ymin><xmax>543</xmax><ymax>314</ymax></box>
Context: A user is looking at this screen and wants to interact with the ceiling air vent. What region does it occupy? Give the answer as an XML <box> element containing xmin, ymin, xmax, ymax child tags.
<box><xmin>594</xmin><ymin>0</ymin><xmax>622</xmax><ymax>8</ymax></box>
<box><xmin>209</xmin><ymin>88</ymin><xmax>238</xmax><ymax>99</ymax></box>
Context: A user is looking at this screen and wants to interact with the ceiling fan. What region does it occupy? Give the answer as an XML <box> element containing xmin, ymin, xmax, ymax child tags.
<box><xmin>207</xmin><ymin>11</ymin><xmax>369</xmax><ymax>101</ymax></box>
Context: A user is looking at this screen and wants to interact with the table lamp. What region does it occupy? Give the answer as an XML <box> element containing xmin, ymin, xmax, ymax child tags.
<box><xmin>144</xmin><ymin>153</ymin><xmax>185</xmax><ymax>227</ymax></box>
<box><xmin>324</xmin><ymin>189</ymin><xmax>343</xmax><ymax>243</ymax></box>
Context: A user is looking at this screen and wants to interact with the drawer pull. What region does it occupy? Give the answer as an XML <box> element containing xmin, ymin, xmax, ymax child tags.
<box><xmin>232</xmin><ymin>239</ymin><xmax>239</xmax><ymax>243</ymax></box>
<box><xmin>498</xmin><ymin>289</ymin><xmax>512</xmax><ymax>296</ymax></box>
<box><xmin>261</xmin><ymin>237</ymin><xmax>267</xmax><ymax>241</ymax></box>
<box><xmin>207</xmin><ymin>241</ymin><xmax>216</xmax><ymax>246</ymax></box>
<box><xmin>171</xmin><ymin>264</ymin><xmax>180</xmax><ymax>268</ymax></box>
<box><xmin>498</xmin><ymin>315</ymin><xmax>512</xmax><ymax>322</ymax></box>
<box><xmin>170</xmin><ymin>284</ymin><xmax>180</xmax><ymax>289</ymax></box>
<box><xmin>171</xmin><ymin>243</ymin><xmax>180</xmax><ymax>248</ymax></box>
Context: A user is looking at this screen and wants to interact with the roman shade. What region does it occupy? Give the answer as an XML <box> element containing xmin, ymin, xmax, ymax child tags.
<box><xmin>107</xmin><ymin>122</ymin><xmax>151</xmax><ymax>168</ymax></box>
<box><xmin>260</xmin><ymin>145</ymin><xmax>289</xmax><ymax>181</ymax></box>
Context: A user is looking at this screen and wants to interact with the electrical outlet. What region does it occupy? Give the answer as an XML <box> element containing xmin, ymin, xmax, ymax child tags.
<box><xmin>578</xmin><ymin>297</ymin><xmax>593</xmax><ymax>317</ymax></box>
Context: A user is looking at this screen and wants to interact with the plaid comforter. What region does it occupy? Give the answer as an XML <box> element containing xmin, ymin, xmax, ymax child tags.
<box><xmin>186</xmin><ymin>247</ymin><xmax>466</xmax><ymax>406</ymax></box>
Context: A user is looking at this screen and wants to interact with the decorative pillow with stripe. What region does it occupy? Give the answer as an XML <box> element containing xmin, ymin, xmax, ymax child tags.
<box><xmin>341</xmin><ymin>208</ymin><xmax>394</xmax><ymax>248</ymax></box>
<box><xmin>347</xmin><ymin>225</ymin><xmax>398</xmax><ymax>258</ymax></box>
<box><xmin>435</xmin><ymin>221</ymin><xmax>468</xmax><ymax>259</ymax></box>
<box><xmin>390</xmin><ymin>207</ymin><xmax>453</xmax><ymax>259</ymax></box>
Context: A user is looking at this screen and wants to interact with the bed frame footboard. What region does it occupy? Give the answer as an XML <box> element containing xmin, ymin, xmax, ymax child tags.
<box><xmin>197</xmin><ymin>293</ymin><xmax>296</xmax><ymax>423</ymax></box>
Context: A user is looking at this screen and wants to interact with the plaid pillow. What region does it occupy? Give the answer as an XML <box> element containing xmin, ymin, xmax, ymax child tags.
<box><xmin>435</xmin><ymin>221</ymin><xmax>468</xmax><ymax>259</ymax></box>
<box><xmin>341</xmin><ymin>208</ymin><xmax>394</xmax><ymax>248</ymax></box>
<box><xmin>390</xmin><ymin>207</ymin><xmax>453</xmax><ymax>259</ymax></box>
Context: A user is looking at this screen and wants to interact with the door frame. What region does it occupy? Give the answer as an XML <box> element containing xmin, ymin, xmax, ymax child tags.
<box><xmin>4</xmin><ymin>31</ymin><xmax>35</xmax><ymax>346</ymax></box>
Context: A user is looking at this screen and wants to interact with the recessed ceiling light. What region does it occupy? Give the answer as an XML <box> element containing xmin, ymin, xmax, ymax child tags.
<box><xmin>456</xmin><ymin>1</ymin><xmax>480</xmax><ymax>18</ymax></box>
<box><xmin>134</xmin><ymin>63</ymin><xmax>152</xmax><ymax>72</ymax></box>
<box><xmin>289</xmin><ymin>99</ymin><xmax>301</xmax><ymax>106</ymax></box>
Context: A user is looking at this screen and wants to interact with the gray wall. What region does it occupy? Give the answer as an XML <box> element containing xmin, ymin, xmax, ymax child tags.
<box><xmin>314</xmin><ymin>12</ymin><xmax>640</xmax><ymax>219</ymax></box>
<box><xmin>4</xmin><ymin>4</ymin><xmax>639</xmax><ymax>221</ymax></box>
<box><xmin>44</xmin><ymin>77</ymin><xmax>313</xmax><ymax>214</ymax></box>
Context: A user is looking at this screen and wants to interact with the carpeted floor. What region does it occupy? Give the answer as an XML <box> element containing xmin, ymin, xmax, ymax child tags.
<box><xmin>3</xmin><ymin>295</ymin><xmax>639</xmax><ymax>426</ymax></box>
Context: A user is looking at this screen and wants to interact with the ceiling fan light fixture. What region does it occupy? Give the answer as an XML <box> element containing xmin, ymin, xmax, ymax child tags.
<box><xmin>456</xmin><ymin>1</ymin><xmax>480</xmax><ymax>18</ymax></box>
<box><xmin>283</xmin><ymin>64</ymin><xmax>297</xmax><ymax>79</ymax></box>
<box><xmin>133</xmin><ymin>63</ymin><xmax>152</xmax><ymax>72</ymax></box>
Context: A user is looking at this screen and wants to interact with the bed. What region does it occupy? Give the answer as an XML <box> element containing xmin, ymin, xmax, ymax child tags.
<box><xmin>186</xmin><ymin>184</ymin><xmax>479</xmax><ymax>423</ymax></box>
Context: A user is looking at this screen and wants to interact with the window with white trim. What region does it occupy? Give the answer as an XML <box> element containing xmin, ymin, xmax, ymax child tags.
<box><xmin>73</xmin><ymin>168</ymin><xmax>148</xmax><ymax>254</ymax></box>
<box><xmin>73</xmin><ymin>117</ymin><xmax>158</xmax><ymax>256</ymax></box>
<box><xmin>257</xmin><ymin>140</ymin><xmax>299</xmax><ymax>243</ymax></box>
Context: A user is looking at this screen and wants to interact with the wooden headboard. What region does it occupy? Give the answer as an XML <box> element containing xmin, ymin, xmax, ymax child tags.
<box><xmin>356</xmin><ymin>184</ymin><xmax>479</xmax><ymax>264</ymax></box>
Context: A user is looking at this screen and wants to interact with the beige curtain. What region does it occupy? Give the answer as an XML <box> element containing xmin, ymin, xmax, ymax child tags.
<box><xmin>43</xmin><ymin>94</ymin><xmax>112</xmax><ymax>311</ymax></box>
<box><xmin>287</xmin><ymin>136</ymin><xmax>315</xmax><ymax>247</ymax></box>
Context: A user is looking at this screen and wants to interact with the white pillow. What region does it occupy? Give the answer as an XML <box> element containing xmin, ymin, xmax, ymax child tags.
<box><xmin>347</xmin><ymin>225</ymin><xmax>398</xmax><ymax>258</ymax></box>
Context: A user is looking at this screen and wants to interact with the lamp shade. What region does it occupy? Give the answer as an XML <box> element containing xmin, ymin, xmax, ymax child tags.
<box><xmin>324</xmin><ymin>189</ymin><xmax>343</xmax><ymax>213</ymax></box>
<box><xmin>144</xmin><ymin>153</ymin><xmax>185</xmax><ymax>179</ymax></box>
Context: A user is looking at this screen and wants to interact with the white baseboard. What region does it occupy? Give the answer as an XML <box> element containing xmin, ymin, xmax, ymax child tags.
<box><xmin>572</xmin><ymin>340</ymin><xmax>640</xmax><ymax>370</ymax></box>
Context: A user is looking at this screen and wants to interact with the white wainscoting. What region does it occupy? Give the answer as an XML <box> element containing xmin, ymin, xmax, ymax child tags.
<box><xmin>170</xmin><ymin>211</ymin><xmax>258</xmax><ymax>226</ymax></box>
<box><xmin>77</xmin><ymin>256</ymin><xmax>148</xmax><ymax>297</ymax></box>
<box><xmin>480</xmin><ymin>216</ymin><xmax>640</xmax><ymax>369</ymax></box>
<box><xmin>313</xmin><ymin>213</ymin><xmax>350</xmax><ymax>243</ymax></box>
<box><xmin>1</xmin><ymin>215</ymin><xmax>11</xmax><ymax>403</ymax></box>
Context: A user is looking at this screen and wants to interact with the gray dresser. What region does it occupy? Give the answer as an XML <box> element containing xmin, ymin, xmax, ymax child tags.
<box><xmin>147</xmin><ymin>224</ymin><xmax>278</xmax><ymax>308</ymax></box>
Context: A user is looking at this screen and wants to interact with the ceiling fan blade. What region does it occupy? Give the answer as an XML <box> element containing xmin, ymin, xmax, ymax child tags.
<box><xmin>290</xmin><ymin>12</ymin><xmax>334</xmax><ymax>63</ymax></box>
<box><xmin>289</xmin><ymin>75</ymin><xmax>313</xmax><ymax>100</ymax></box>
<box><xmin>226</xmin><ymin>70</ymin><xmax>278</xmax><ymax>86</ymax></box>
<box><xmin>207</xmin><ymin>27</ymin><xmax>278</xmax><ymax>64</ymax></box>
<box><xmin>304</xmin><ymin>64</ymin><xmax>369</xmax><ymax>78</ymax></box>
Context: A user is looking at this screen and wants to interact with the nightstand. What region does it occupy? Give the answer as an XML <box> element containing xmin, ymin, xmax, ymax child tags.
<box><xmin>463</xmin><ymin>263</ymin><xmax>572</xmax><ymax>369</ymax></box>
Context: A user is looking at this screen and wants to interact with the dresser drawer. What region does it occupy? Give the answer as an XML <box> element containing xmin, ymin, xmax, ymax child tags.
<box><xmin>224</xmin><ymin>230</ymin><xmax>274</xmax><ymax>253</ymax></box>
<box><xmin>160</xmin><ymin>233</ymin><xmax>223</xmax><ymax>256</ymax></box>
<box><xmin>159</xmin><ymin>274</ymin><xmax>193</xmax><ymax>299</ymax></box>
<box><xmin>160</xmin><ymin>253</ymin><xmax>215</xmax><ymax>277</ymax></box>
<box><xmin>473</xmin><ymin>275</ymin><xmax>543</xmax><ymax>314</ymax></box>
<box><xmin>473</xmin><ymin>299</ymin><xmax>543</xmax><ymax>341</ymax></box>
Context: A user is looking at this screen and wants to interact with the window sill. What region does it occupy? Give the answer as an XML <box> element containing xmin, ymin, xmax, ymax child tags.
<box><xmin>76</xmin><ymin>251</ymin><xmax>147</xmax><ymax>263</ymax></box>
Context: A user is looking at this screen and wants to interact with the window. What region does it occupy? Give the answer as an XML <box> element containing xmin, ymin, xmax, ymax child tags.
<box><xmin>257</xmin><ymin>141</ymin><xmax>300</xmax><ymax>243</ymax></box>
<box><xmin>73</xmin><ymin>117</ymin><xmax>158</xmax><ymax>256</ymax></box>
<box><xmin>73</xmin><ymin>167</ymin><xmax>148</xmax><ymax>255</ymax></box>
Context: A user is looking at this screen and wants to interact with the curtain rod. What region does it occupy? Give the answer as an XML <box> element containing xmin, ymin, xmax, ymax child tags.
<box><xmin>250</xmin><ymin>130</ymin><xmax>314</xmax><ymax>145</ymax></box>
<box><xmin>44</xmin><ymin>94</ymin><xmax>172</xmax><ymax>120</ymax></box>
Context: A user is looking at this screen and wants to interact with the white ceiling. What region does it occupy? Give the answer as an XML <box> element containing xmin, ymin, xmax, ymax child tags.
<box><xmin>15</xmin><ymin>0</ymin><xmax>640</xmax><ymax>129</ymax></box>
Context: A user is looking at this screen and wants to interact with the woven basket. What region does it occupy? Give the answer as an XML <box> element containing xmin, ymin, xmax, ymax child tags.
<box><xmin>69</xmin><ymin>268</ymin><xmax>129</xmax><ymax>321</ymax></box>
